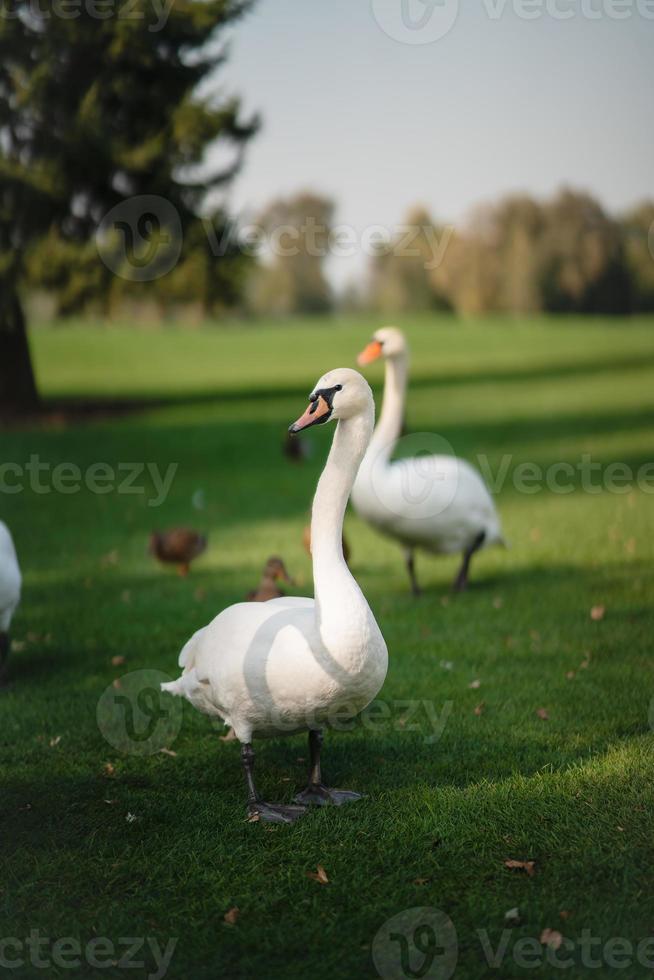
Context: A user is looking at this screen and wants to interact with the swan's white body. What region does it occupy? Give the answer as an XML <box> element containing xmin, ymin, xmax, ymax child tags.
<box><xmin>0</xmin><ymin>521</ymin><xmax>21</xmax><ymax>634</ymax></box>
<box><xmin>351</xmin><ymin>328</ymin><xmax>503</xmax><ymax>560</ymax></box>
<box><xmin>163</xmin><ymin>370</ymin><xmax>388</xmax><ymax>745</ymax></box>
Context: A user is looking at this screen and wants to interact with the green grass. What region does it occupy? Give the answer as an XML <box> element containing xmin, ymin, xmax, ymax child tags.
<box><xmin>2</xmin><ymin>314</ymin><xmax>654</xmax><ymax>979</ymax></box>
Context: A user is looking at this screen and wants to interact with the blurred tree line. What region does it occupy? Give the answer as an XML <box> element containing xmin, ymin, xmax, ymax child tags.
<box><xmin>369</xmin><ymin>191</ymin><xmax>654</xmax><ymax>317</ymax></box>
<box><xmin>27</xmin><ymin>186</ymin><xmax>651</xmax><ymax>326</ymax></box>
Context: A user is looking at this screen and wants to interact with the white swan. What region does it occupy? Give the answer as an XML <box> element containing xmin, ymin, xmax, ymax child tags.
<box><xmin>162</xmin><ymin>369</ymin><xmax>388</xmax><ymax>824</ymax></box>
<box><xmin>351</xmin><ymin>327</ymin><xmax>504</xmax><ymax>594</ymax></box>
<box><xmin>0</xmin><ymin>521</ymin><xmax>21</xmax><ymax>685</ymax></box>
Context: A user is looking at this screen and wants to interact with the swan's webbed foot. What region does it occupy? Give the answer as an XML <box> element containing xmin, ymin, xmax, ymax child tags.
<box><xmin>294</xmin><ymin>729</ymin><xmax>363</xmax><ymax>807</ymax></box>
<box><xmin>241</xmin><ymin>742</ymin><xmax>306</xmax><ymax>825</ymax></box>
<box><xmin>294</xmin><ymin>784</ymin><xmax>363</xmax><ymax>807</ymax></box>
<box><xmin>248</xmin><ymin>800</ymin><xmax>307</xmax><ymax>824</ymax></box>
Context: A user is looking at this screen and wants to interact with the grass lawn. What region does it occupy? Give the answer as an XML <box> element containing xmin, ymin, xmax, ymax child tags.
<box><xmin>2</xmin><ymin>314</ymin><xmax>654</xmax><ymax>979</ymax></box>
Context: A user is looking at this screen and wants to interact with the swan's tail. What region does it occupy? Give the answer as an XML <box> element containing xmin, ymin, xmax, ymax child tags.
<box><xmin>161</xmin><ymin>677</ymin><xmax>185</xmax><ymax>696</ymax></box>
<box><xmin>160</xmin><ymin>627</ymin><xmax>206</xmax><ymax>697</ymax></box>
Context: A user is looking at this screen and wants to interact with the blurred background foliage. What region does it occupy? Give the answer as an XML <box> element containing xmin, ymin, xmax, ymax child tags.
<box><xmin>1</xmin><ymin>2</ymin><xmax>653</xmax><ymax>417</ymax></box>
<box><xmin>23</xmin><ymin>187</ymin><xmax>654</xmax><ymax>325</ymax></box>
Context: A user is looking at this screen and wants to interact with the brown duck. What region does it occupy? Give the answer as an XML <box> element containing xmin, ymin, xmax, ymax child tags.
<box><xmin>150</xmin><ymin>529</ymin><xmax>207</xmax><ymax>576</ymax></box>
<box><xmin>247</xmin><ymin>556</ymin><xmax>294</xmax><ymax>601</ymax></box>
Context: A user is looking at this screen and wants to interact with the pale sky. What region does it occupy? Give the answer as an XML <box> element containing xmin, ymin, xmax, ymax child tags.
<box><xmin>214</xmin><ymin>0</ymin><xmax>654</xmax><ymax>287</ymax></box>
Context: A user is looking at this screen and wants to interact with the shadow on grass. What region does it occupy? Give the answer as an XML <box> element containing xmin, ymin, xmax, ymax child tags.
<box><xmin>6</xmin><ymin>348</ymin><xmax>654</xmax><ymax>427</ymax></box>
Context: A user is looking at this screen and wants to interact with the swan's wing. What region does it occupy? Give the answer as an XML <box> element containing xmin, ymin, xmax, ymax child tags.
<box><xmin>356</xmin><ymin>453</ymin><xmax>501</xmax><ymax>549</ymax></box>
<box><xmin>263</xmin><ymin>596</ymin><xmax>314</xmax><ymax>609</ymax></box>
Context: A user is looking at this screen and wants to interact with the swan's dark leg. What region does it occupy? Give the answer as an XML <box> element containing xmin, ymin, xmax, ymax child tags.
<box><xmin>294</xmin><ymin>729</ymin><xmax>363</xmax><ymax>806</ymax></box>
<box><xmin>241</xmin><ymin>743</ymin><xmax>306</xmax><ymax>824</ymax></box>
<box><xmin>0</xmin><ymin>632</ymin><xmax>9</xmax><ymax>687</ymax></box>
<box><xmin>404</xmin><ymin>548</ymin><xmax>421</xmax><ymax>597</ymax></box>
<box><xmin>453</xmin><ymin>531</ymin><xmax>486</xmax><ymax>593</ymax></box>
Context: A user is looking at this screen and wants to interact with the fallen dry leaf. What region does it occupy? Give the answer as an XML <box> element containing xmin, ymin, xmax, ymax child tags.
<box><xmin>102</xmin><ymin>762</ymin><xmax>116</xmax><ymax>778</ymax></box>
<box><xmin>474</xmin><ymin>702</ymin><xmax>485</xmax><ymax>716</ymax></box>
<box><xmin>540</xmin><ymin>928</ymin><xmax>563</xmax><ymax>950</ymax></box>
<box><xmin>111</xmin><ymin>655</ymin><xmax>126</xmax><ymax>667</ymax></box>
<box><xmin>224</xmin><ymin>907</ymin><xmax>240</xmax><ymax>926</ymax></box>
<box><xmin>469</xmin><ymin>679</ymin><xmax>481</xmax><ymax>689</ymax></box>
<box><xmin>504</xmin><ymin>859</ymin><xmax>536</xmax><ymax>877</ymax></box>
<box><xmin>559</xmin><ymin>910</ymin><xmax>571</xmax><ymax>921</ymax></box>
<box><xmin>306</xmin><ymin>865</ymin><xmax>329</xmax><ymax>885</ymax></box>
<box><xmin>536</xmin><ymin>708</ymin><xmax>549</xmax><ymax>721</ymax></box>
<box><xmin>590</xmin><ymin>605</ymin><xmax>605</xmax><ymax>621</ymax></box>
<box><xmin>112</xmin><ymin>678</ymin><xmax>122</xmax><ymax>690</ymax></box>
<box><xmin>159</xmin><ymin>747</ymin><xmax>177</xmax><ymax>757</ymax></box>
<box><xmin>125</xmin><ymin>812</ymin><xmax>137</xmax><ymax>823</ymax></box>
<box><xmin>579</xmin><ymin>653</ymin><xmax>591</xmax><ymax>669</ymax></box>
<box><xmin>565</xmin><ymin>670</ymin><xmax>576</xmax><ymax>680</ymax></box>
<box><xmin>246</xmin><ymin>812</ymin><xmax>260</xmax><ymax>823</ymax></box>
<box><xmin>505</xmin><ymin>907</ymin><xmax>521</xmax><ymax>926</ymax></box>
<box><xmin>49</xmin><ymin>736</ymin><xmax>62</xmax><ymax>748</ymax></box>
<box><xmin>413</xmin><ymin>877</ymin><xmax>430</xmax><ymax>886</ymax></box>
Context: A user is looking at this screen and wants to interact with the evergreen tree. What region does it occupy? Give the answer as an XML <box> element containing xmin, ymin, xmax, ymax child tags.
<box><xmin>0</xmin><ymin>0</ymin><xmax>257</xmax><ymax>413</ymax></box>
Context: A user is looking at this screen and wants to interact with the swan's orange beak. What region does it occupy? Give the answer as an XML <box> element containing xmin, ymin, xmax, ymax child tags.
<box><xmin>289</xmin><ymin>395</ymin><xmax>332</xmax><ymax>433</ymax></box>
<box><xmin>357</xmin><ymin>340</ymin><xmax>383</xmax><ymax>366</ymax></box>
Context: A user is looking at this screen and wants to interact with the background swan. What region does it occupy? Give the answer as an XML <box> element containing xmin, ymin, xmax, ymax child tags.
<box><xmin>351</xmin><ymin>327</ymin><xmax>504</xmax><ymax>594</ymax></box>
<box><xmin>162</xmin><ymin>369</ymin><xmax>388</xmax><ymax>824</ymax></box>
<box><xmin>0</xmin><ymin>521</ymin><xmax>21</xmax><ymax>686</ymax></box>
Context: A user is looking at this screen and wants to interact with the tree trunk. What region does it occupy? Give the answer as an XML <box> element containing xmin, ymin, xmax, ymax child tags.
<box><xmin>0</xmin><ymin>289</ymin><xmax>39</xmax><ymax>417</ymax></box>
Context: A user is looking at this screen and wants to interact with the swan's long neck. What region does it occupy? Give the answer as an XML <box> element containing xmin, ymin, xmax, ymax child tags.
<box><xmin>311</xmin><ymin>412</ymin><xmax>373</xmax><ymax>606</ymax></box>
<box><xmin>369</xmin><ymin>354</ymin><xmax>407</xmax><ymax>460</ymax></box>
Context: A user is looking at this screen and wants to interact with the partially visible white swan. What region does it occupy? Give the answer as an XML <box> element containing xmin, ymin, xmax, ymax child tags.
<box><xmin>351</xmin><ymin>327</ymin><xmax>504</xmax><ymax>594</ymax></box>
<box><xmin>162</xmin><ymin>369</ymin><xmax>388</xmax><ymax>824</ymax></box>
<box><xmin>0</xmin><ymin>521</ymin><xmax>21</xmax><ymax>685</ymax></box>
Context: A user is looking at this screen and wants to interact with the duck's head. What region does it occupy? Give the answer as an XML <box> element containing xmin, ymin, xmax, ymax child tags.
<box><xmin>289</xmin><ymin>368</ymin><xmax>372</xmax><ymax>433</ymax></box>
<box><xmin>264</xmin><ymin>556</ymin><xmax>293</xmax><ymax>583</ymax></box>
<box><xmin>357</xmin><ymin>326</ymin><xmax>407</xmax><ymax>364</ymax></box>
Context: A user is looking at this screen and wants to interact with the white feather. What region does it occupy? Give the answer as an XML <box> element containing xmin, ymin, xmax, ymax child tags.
<box><xmin>0</xmin><ymin>521</ymin><xmax>21</xmax><ymax>634</ymax></box>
